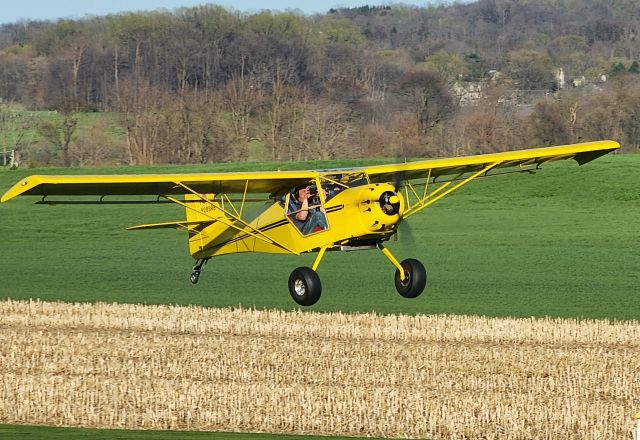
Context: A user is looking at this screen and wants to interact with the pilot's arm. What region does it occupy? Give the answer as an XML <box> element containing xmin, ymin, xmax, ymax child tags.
<box><xmin>295</xmin><ymin>187</ymin><xmax>310</xmax><ymax>221</ymax></box>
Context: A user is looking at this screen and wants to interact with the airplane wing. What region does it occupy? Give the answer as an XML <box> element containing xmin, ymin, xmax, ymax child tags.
<box><xmin>362</xmin><ymin>140</ymin><xmax>620</xmax><ymax>183</ymax></box>
<box><xmin>1</xmin><ymin>170</ymin><xmax>320</xmax><ymax>203</ymax></box>
<box><xmin>1</xmin><ymin>140</ymin><xmax>619</xmax><ymax>204</ymax></box>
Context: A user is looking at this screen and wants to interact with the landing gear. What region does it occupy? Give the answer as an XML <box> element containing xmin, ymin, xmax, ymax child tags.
<box><xmin>288</xmin><ymin>267</ymin><xmax>322</xmax><ymax>306</ymax></box>
<box><xmin>378</xmin><ymin>244</ymin><xmax>427</xmax><ymax>299</ymax></box>
<box><xmin>287</xmin><ymin>246</ymin><xmax>327</xmax><ymax>306</ymax></box>
<box><xmin>190</xmin><ymin>258</ymin><xmax>210</xmax><ymax>284</ymax></box>
<box><xmin>394</xmin><ymin>258</ymin><xmax>427</xmax><ymax>298</ymax></box>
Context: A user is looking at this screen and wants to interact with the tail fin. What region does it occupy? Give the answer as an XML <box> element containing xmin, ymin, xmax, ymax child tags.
<box><xmin>126</xmin><ymin>194</ymin><xmax>230</xmax><ymax>259</ymax></box>
<box><xmin>184</xmin><ymin>194</ymin><xmax>226</xmax><ymax>258</ymax></box>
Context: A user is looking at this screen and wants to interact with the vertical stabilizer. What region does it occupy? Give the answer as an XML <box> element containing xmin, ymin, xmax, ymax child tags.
<box><xmin>184</xmin><ymin>194</ymin><xmax>227</xmax><ymax>258</ymax></box>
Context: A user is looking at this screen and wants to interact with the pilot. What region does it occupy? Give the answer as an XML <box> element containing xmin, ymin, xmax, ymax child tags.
<box><xmin>288</xmin><ymin>184</ymin><xmax>328</xmax><ymax>234</ymax></box>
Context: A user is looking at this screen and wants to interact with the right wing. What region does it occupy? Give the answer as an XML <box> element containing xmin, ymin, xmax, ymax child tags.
<box><xmin>1</xmin><ymin>170</ymin><xmax>320</xmax><ymax>203</ymax></box>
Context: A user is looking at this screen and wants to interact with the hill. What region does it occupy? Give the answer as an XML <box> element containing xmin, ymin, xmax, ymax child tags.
<box><xmin>1</xmin><ymin>0</ymin><xmax>640</xmax><ymax>166</ymax></box>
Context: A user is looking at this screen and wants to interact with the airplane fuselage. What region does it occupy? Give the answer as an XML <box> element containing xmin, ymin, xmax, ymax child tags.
<box><xmin>189</xmin><ymin>182</ymin><xmax>405</xmax><ymax>259</ymax></box>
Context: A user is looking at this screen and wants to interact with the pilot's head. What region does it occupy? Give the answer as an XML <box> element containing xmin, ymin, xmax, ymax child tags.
<box><xmin>292</xmin><ymin>184</ymin><xmax>309</xmax><ymax>202</ymax></box>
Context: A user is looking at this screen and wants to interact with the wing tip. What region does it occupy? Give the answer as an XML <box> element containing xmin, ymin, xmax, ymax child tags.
<box><xmin>1</xmin><ymin>175</ymin><xmax>45</xmax><ymax>203</ymax></box>
<box><xmin>1</xmin><ymin>185</ymin><xmax>23</xmax><ymax>203</ymax></box>
<box><xmin>573</xmin><ymin>140</ymin><xmax>621</xmax><ymax>165</ymax></box>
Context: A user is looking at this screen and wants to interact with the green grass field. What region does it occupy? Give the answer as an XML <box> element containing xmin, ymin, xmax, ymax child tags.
<box><xmin>0</xmin><ymin>154</ymin><xmax>638</xmax><ymax>439</ymax></box>
<box><xmin>0</xmin><ymin>155</ymin><xmax>637</xmax><ymax>319</ymax></box>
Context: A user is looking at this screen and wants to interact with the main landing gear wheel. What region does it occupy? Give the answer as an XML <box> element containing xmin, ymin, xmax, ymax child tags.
<box><xmin>394</xmin><ymin>258</ymin><xmax>427</xmax><ymax>298</ymax></box>
<box><xmin>288</xmin><ymin>267</ymin><xmax>322</xmax><ymax>306</ymax></box>
<box><xmin>190</xmin><ymin>271</ymin><xmax>200</xmax><ymax>284</ymax></box>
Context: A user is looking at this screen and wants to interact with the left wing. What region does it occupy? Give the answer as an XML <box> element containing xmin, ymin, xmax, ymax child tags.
<box><xmin>362</xmin><ymin>140</ymin><xmax>620</xmax><ymax>183</ymax></box>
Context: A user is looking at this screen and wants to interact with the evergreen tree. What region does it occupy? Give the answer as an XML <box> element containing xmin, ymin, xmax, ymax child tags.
<box><xmin>609</xmin><ymin>62</ymin><xmax>627</xmax><ymax>77</ymax></box>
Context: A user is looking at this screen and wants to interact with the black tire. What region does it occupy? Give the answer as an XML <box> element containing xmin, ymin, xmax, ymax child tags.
<box><xmin>394</xmin><ymin>258</ymin><xmax>427</xmax><ymax>298</ymax></box>
<box><xmin>288</xmin><ymin>267</ymin><xmax>322</xmax><ymax>306</ymax></box>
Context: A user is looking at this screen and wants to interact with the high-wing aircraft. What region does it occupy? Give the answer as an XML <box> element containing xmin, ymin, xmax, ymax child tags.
<box><xmin>1</xmin><ymin>140</ymin><xmax>619</xmax><ymax>306</ymax></box>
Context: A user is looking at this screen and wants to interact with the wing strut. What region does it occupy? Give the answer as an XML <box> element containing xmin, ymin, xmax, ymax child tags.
<box><xmin>403</xmin><ymin>161</ymin><xmax>501</xmax><ymax>219</ymax></box>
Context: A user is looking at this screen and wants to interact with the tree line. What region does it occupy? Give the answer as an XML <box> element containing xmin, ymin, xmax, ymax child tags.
<box><xmin>0</xmin><ymin>0</ymin><xmax>639</xmax><ymax>166</ymax></box>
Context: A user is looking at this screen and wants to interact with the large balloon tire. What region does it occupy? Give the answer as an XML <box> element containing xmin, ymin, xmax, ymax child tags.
<box><xmin>394</xmin><ymin>258</ymin><xmax>427</xmax><ymax>298</ymax></box>
<box><xmin>288</xmin><ymin>267</ymin><xmax>322</xmax><ymax>306</ymax></box>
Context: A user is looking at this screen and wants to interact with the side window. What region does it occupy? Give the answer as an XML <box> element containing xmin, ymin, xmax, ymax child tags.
<box><xmin>286</xmin><ymin>184</ymin><xmax>329</xmax><ymax>236</ymax></box>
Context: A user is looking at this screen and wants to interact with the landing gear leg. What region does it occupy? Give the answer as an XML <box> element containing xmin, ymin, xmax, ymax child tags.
<box><xmin>190</xmin><ymin>258</ymin><xmax>210</xmax><ymax>284</ymax></box>
<box><xmin>377</xmin><ymin>244</ymin><xmax>427</xmax><ymax>298</ymax></box>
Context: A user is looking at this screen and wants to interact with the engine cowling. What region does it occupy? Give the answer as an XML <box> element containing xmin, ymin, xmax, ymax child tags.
<box><xmin>356</xmin><ymin>183</ymin><xmax>404</xmax><ymax>234</ymax></box>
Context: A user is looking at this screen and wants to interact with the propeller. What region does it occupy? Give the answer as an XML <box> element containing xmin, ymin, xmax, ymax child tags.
<box><xmin>395</xmin><ymin>214</ymin><xmax>416</xmax><ymax>252</ymax></box>
<box><xmin>391</xmin><ymin>161</ymin><xmax>406</xmax><ymax>194</ymax></box>
<box><xmin>388</xmin><ymin>153</ymin><xmax>416</xmax><ymax>248</ymax></box>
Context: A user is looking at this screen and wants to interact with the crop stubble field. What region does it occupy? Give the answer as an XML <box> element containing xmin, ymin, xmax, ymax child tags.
<box><xmin>1</xmin><ymin>299</ymin><xmax>639</xmax><ymax>439</ymax></box>
<box><xmin>0</xmin><ymin>155</ymin><xmax>639</xmax><ymax>439</ymax></box>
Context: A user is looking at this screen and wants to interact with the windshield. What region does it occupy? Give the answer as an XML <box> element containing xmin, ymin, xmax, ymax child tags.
<box><xmin>320</xmin><ymin>172</ymin><xmax>368</xmax><ymax>189</ymax></box>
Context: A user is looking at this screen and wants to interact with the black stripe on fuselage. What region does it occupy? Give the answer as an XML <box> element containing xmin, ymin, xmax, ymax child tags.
<box><xmin>202</xmin><ymin>219</ymin><xmax>289</xmax><ymax>251</ymax></box>
<box><xmin>200</xmin><ymin>204</ymin><xmax>345</xmax><ymax>253</ymax></box>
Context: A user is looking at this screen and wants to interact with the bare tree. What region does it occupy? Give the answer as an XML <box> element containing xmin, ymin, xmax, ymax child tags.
<box><xmin>300</xmin><ymin>101</ymin><xmax>352</xmax><ymax>160</ymax></box>
<box><xmin>0</xmin><ymin>104</ymin><xmax>37</xmax><ymax>166</ymax></box>
<box><xmin>393</xmin><ymin>70</ymin><xmax>455</xmax><ymax>136</ymax></box>
<box><xmin>70</xmin><ymin>118</ymin><xmax>123</xmax><ymax>166</ymax></box>
<box><xmin>255</xmin><ymin>58</ymin><xmax>299</xmax><ymax>160</ymax></box>
<box><xmin>169</xmin><ymin>91</ymin><xmax>234</xmax><ymax>164</ymax></box>
<box><xmin>528</xmin><ymin>100</ymin><xmax>572</xmax><ymax>147</ymax></box>
<box><xmin>36</xmin><ymin>110</ymin><xmax>78</xmax><ymax>166</ymax></box>
<box><xmin>115</xmin><ymin>76</ymin><xmax>168</xmax><ymax>165</ymax></box>
<box><xmin>462</xmin><ymin>108</ymin><xmax>513</xmax><ymax>153</ymax></box>
<box><xmin>223</xmin><ymin>59</ymin><xmax>262</xmax><ymax>144</ymax></box>
<box><xmin>389</xmin><ymin>110</ymin><xmax>427</xmax><ymax>158</ymax></box>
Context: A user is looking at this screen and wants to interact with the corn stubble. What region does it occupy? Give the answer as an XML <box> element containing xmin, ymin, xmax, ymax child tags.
<box><xmin>0</xmin><ymin>299</ymin><xmax>638</xmax><ymax>439</ymax></box>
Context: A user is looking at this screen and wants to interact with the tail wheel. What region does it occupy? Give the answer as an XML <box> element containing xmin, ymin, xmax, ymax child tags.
<box><xmin>394</xmin><ymin>258</ymin><xmax>427</xmax><ymax>298</ymax></box>
<box><xmin>288</xmin><ymin>267</ymin><xmax>322</xmax><ymax>306</ymax></box>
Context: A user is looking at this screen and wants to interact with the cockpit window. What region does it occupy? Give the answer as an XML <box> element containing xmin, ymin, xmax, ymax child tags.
<box><xmin>286</xmin><ymin>183</ymin><xmax>329</xmax><ymax>236</ymax></box>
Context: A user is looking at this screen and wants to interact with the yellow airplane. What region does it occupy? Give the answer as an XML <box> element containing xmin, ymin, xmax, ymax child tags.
<box><xmin>1</xmin><ymin>140</ymin><xmax>619</xmax><ymax>306</ymax></box>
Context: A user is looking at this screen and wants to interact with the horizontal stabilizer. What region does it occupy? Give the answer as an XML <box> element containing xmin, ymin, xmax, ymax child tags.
<box><xmin>127</xmin><ymin>220</ymin><xmax>214</xmax><ymax>231</ymax></box>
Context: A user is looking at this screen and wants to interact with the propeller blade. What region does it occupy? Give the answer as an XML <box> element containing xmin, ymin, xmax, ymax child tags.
<box><xmin>398</xmin><ymin>218</ymin><xmax>415</xmax><ymax>244</ymax></box>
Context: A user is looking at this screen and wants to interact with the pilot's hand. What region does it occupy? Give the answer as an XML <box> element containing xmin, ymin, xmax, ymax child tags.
<box><xmin>300</xmin><ymin>187</ymin><xmax>311</xmax><ymax>201</ymax></box>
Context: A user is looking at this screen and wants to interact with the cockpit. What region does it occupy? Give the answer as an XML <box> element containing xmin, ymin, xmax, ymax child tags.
<box><xmin>283</xmin><ymin>172</ymin><xmax>368</xmax><ymax>236</ymax></box>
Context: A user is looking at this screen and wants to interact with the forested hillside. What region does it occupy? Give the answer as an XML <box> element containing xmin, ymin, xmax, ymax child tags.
<box><xmin>0</xmin><ymin>0</ymin><xmax>639</xmax><ymax>166</ymax></box>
